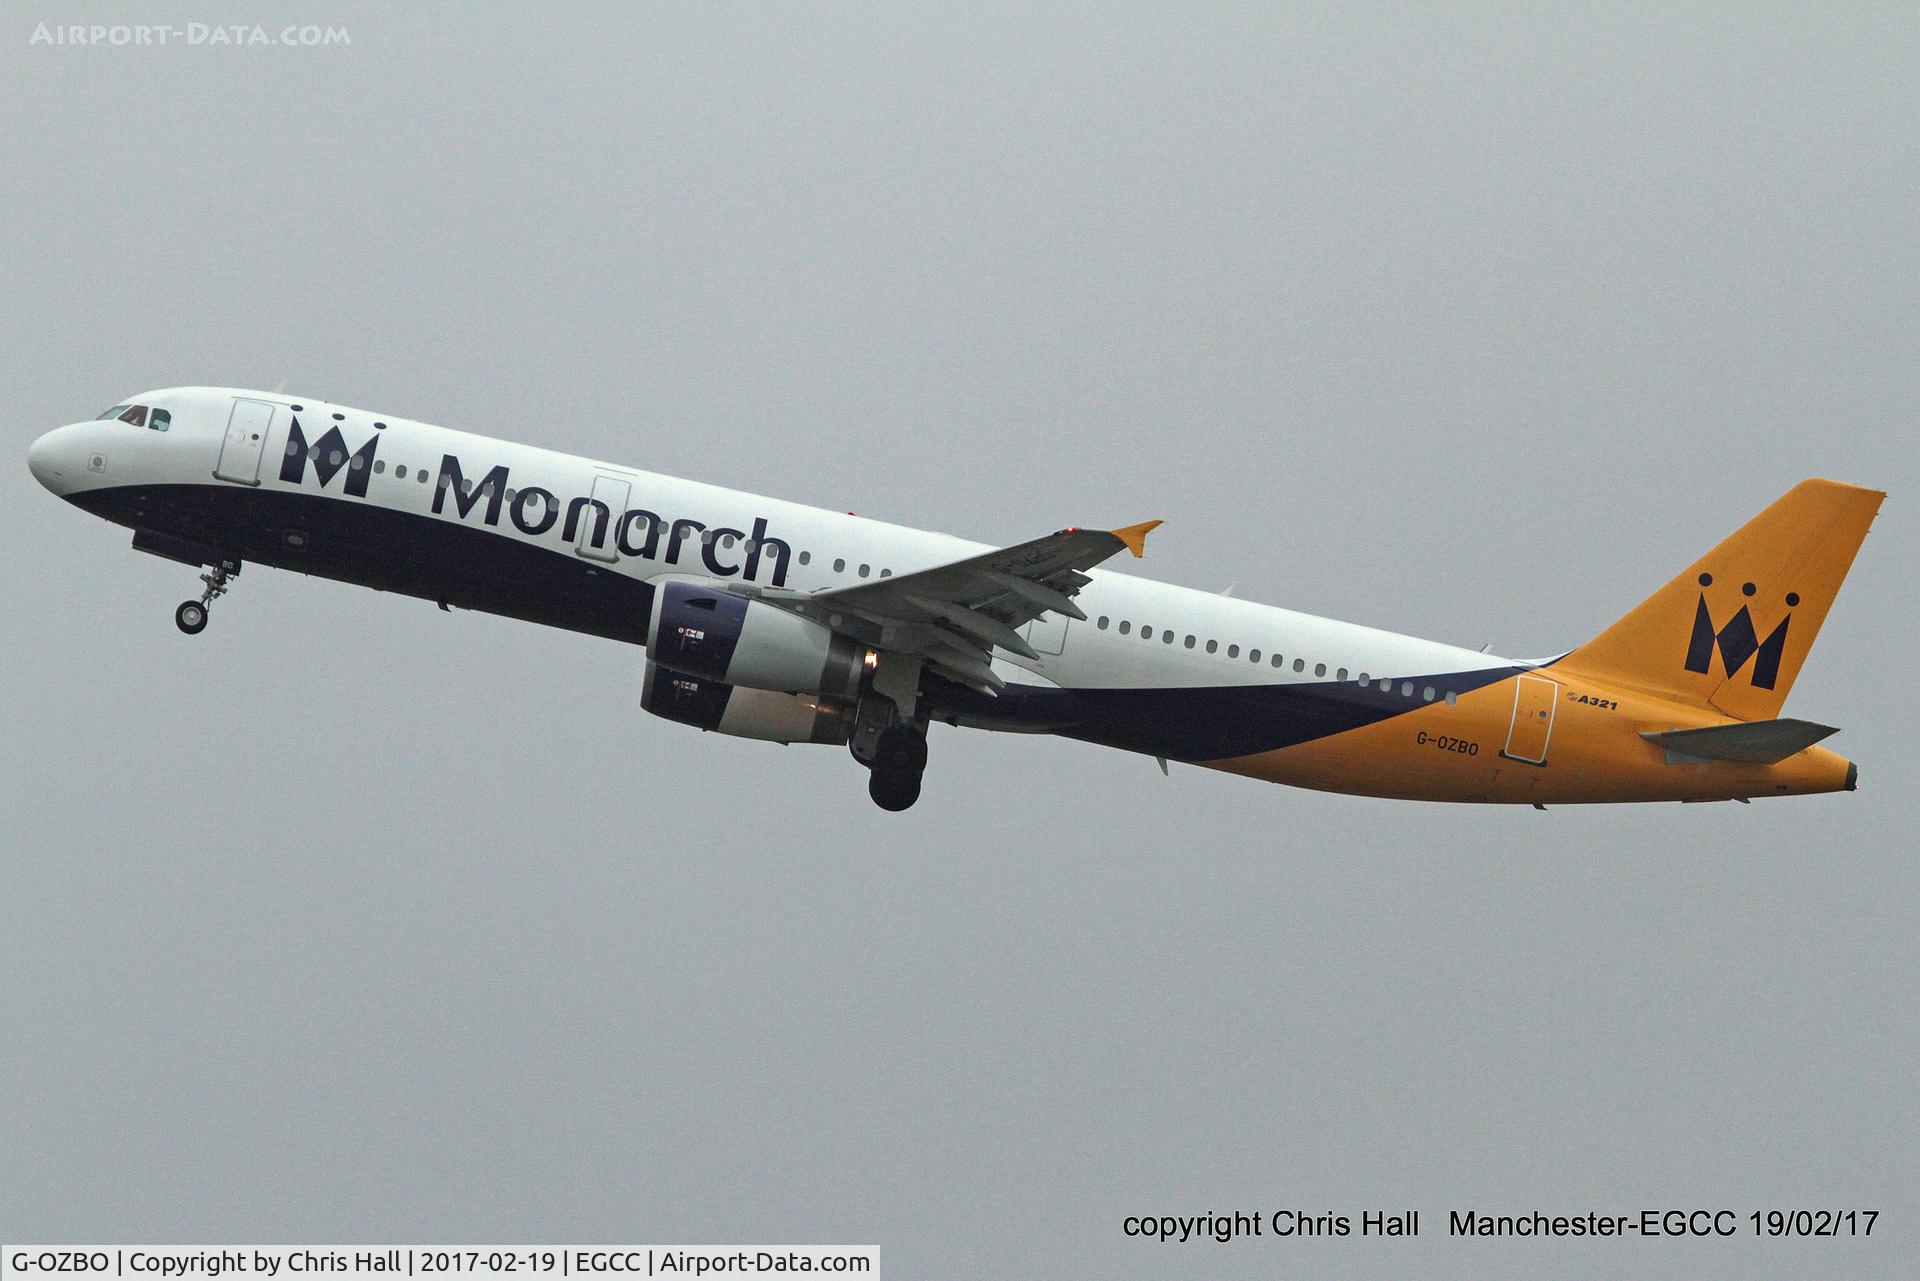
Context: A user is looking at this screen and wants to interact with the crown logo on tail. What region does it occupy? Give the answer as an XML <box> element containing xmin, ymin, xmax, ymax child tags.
<box><xmin>1683</xmin><ymin>572</ymin><xmax>1796</xmax><ymax>690</ymax></box>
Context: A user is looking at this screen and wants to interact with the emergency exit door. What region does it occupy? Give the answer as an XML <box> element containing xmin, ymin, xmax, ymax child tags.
<box><xmin>1501</xmin><ymin>675</ymin><xmax>1558</xmax><ymax>765</ymax></box>
<box><xmin>574</xmin><ymin>473</ymin><xmax>632</xmax><ymax>563</ymax></box>
<box><xmin>215</xmin><ymin>398</ymin><xmax>276</xmax><ymax>485</ymax></box>
<box><xmin>1024</xmin><ymin>613</ymin><xmax>1069</xmax><ymax>656</ymax></box>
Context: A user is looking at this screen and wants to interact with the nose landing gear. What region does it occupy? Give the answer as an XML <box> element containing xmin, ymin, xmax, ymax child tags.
<box><xmin>175</xmin><ymin>560</ymin><xmax>239</xmax><ymax>635</ymax></box>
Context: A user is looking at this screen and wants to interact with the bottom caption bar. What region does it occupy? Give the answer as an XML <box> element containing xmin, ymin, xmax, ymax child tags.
<box><xmin>3</xmin><ymin>1248</ymin><xmax>880</xmax><ymax>1280</ymax></box>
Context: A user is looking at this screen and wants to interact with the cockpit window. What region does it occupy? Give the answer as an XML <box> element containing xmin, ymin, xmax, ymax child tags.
<box><xmin>99</xmin><ymin>403</ymin><xmax>170</xmax><ymax>428</ymax></box>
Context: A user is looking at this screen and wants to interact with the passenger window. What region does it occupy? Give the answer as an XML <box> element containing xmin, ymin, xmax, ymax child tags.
<box><xmin>1293</xmin><ymin>658</ymin><xmax>1305</xmax><ymax>672</ymax></box>
<box><xmin>833</xmin><ymin>558</ymin><xmax>846</xmax><ymax>573</ymax></box>
<box><xmin>1271</xmin><ymin>654</ymin><xmax>1283</xmax><ymax>667</ymax></box>
<box><xmin>1184</xmin><ymin>635</ymin><xmax>1195</xmax><ymax>649</ymax></box>
<box><xmin>118</xmin><ymin>405</ymin><xmax>148</xmax><ymax>427</ymax></box>
<box><xmin>1141</xmin><ymin>626</ymin><xmax>1153</xmax><ymax>640</ymax></box>
<box><xmin>1118</xmin><ymin>621</ymin><xmax>1131</xmax><ymax>635</ymax></box>
<box><xmin>149</xmin><ymin>409</ymin><xmax>171</xmax><ymax>431</ymax></box>
<box><xmin>1163</xmin><ymin>631</ymin><xmax>1175</xmax><ymax>644</ymax></box>
<box><xmin>1423</xmin><ymin>686</ymin><xmax>1436</xmax><ymax>701</ymax></box>
<box><xmin>395</xmin><ymin>465</ymin><xmax>408</xmax><ymax>480</ymax></box>
<box><xmin>1249</xmin><ymin>649</ymin><xmax>1261</xmax><ymax>663</ymax></box>
<box><xmin>858</xmin><ymin>563</ymin><xmax>871</xmax><ymax>578</ymax></box>
<box><xmin>1445</xmin><ymin>691</ymin><xmax>1458</xmax><ymax>705</ymax></box>
<box><xmin>1401</xmin><ymin>681</ymin><xmax>1414</xmax><ymax>696</ymax></box>
<box><xmin>1315</xmin><ymin>663</ymin><xmax>1326</xmax><ymax>677</ymax></box>
<box><xmin>798</xmin><ymin>551</ymin><xmax>812</xmax><ymax>565</ymax></box>
<box><xmin>1097</xmin><ymin>616</ymin><xmax>1109</xmax><ymax>630</ymax></box>
<box><xmin>1336</xmin><ymin>668</ymin><xmax>1347</xmax><ymax>681</ymax></box>
<box><xmin>1228</xmin><ymin>644</ymin><xmax>1239</xmax><ymax>658</ymax></box>
<box><xmin>1205</xmin><ymin>639</ymin><xmax>1218</xmax><ymax>654</ymax></box>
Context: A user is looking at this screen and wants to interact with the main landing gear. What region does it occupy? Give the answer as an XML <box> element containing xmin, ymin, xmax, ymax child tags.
<box><xmin>849</xmin><ymin>655</ymin><xmax>931</xmax><ymax>811</ymax></box>
<box><xmin>851</xmin><ymin>690</ymin><xmax>930</xmax><ymax>812</ymax></box>
<box><xmin>176</xmin><ymin>560</ymin><xmax>239</xmax><ymax>635</ymax></box>
<box><xmin>867</xmin><ymin>724</ymin><xmax>929</xmax><ymax>812</ymax></box>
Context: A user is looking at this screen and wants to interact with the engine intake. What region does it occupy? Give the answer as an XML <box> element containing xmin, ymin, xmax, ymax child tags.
<box><xmin>648</xmin><ymin>579</ymin><xmax>864</xmax><ymax>698</ymax></box>
<box><xmin>641</xmin><ymin>662</ymin><xmax>852</xmax><ymax>745</ymax></box>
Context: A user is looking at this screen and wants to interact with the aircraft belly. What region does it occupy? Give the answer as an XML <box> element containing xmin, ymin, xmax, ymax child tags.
<box><xmin>935</xmin><ymin>665</ymin><xmax>1522</xmax><ymax>763</ymax></box>
<box><xmin>68</xmin><ymin>481</ymin><xmax>657</xmax><ymax>646</ymax></box>
<box><xmin>1206</xmin><ymin>674</ymin><xmax>1855</xmax><ymax>804</ymax></box>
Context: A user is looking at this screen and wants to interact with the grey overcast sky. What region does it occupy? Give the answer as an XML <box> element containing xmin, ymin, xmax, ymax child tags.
<box><xmin>2</xmin><ymin>5</ymin><xmax>1914</xmax><ymax>1277</ymax></box>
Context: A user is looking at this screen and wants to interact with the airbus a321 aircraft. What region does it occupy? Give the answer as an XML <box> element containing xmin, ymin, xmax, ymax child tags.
<box><xmin>30</xmin><ymin>388</ymin><xmax>1882</xmax><ymax>810</ymax></box>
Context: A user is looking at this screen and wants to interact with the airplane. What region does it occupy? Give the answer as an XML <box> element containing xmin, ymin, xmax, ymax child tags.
<box><xmin>28</xmin><ymin>387</ymin><xmax>1883</xmax><ymax>811</ymax></box>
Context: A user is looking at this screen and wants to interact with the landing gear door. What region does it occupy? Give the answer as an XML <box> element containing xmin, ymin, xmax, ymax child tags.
<box><xmin>574</xmin><ymin>473</ymin><xmax>631</xmax><ymax>563</ymax></box>
<box><xmin>215</xmin><ymin>398</ymin><xmax>276</xmax><ymax>485</ymax></box>
<box><xmin>1501</xmin><ymin>674</ymin><xmax>1558</xmax><ymax>765</ymax></box>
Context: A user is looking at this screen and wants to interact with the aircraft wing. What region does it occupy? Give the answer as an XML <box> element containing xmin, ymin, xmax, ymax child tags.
<box><xmin>732</xmin><ymin>520</ymin><xmax>1160</xmax><ymax>693</ymax></box>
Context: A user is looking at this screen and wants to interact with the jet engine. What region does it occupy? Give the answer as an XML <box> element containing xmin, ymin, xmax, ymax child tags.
<box><xmin>647</xmin><ymin>579</ymin><xmax>865</xmax><ymax>698</ymax></box>
<box><xmin>641</xmin><ymin>661</ymin><xmax>852</xmax><ymax>745</ymax></box>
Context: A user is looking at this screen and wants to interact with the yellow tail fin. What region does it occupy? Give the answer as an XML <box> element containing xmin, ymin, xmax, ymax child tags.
<box><xmin>1557</xmin><ymin>479</ymin><xmax>1884</xmax><ymax>720</ymax></box>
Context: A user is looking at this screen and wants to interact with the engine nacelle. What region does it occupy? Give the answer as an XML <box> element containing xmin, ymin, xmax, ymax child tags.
<box><xmin>647</xmin><ymin>579</ymin><xmax>865</xmax><ymax>698</ymax></box>
<box><xmin>641</xmin><ymin>662</ymin><xmax>852</xmax><ymax>744</ymax></box>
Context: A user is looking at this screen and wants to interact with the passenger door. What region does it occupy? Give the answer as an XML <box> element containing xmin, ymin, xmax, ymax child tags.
<box><xmin>1501</xmin><ymin>674</ymin><xmax>1558</xmax><ymax>765</ymax></box>
<box><xmin>215</xmin><ymin>398</ymin><xmax>276</xmax><ymax>485</ymax></box>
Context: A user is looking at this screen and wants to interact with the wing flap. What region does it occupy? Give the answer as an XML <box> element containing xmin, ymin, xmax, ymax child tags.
<box><xmin>973</xmin><ymin>570</ymin><xmax>1089</xmax><ymax>621</ymax></box>
<box><xmin>900</xmin><ymin>592</ymin><xmax>1041</xmax><ymax>659</ymax></box>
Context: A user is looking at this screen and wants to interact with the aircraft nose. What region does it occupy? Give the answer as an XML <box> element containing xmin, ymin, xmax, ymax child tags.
<box><xmin>27</xmin><ymin>429</ymin><xmax>62</xmax><ymax>491</ymax></box>
<box><xmin>28</xmin><ymin>424</ymin><xmax>84</xmax><ymax>495</ymax></box>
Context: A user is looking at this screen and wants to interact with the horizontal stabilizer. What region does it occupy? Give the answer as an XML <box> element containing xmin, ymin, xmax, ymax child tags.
<box><xmin>1640</xmin><ymin>718</ymin><xmax>1838</xmax><ymax>765</ymax></box>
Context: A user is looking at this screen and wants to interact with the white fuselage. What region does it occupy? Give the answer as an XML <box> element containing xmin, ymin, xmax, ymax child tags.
<box><xmin>28</xmin><ymin>386</ymin><xmax>1505</xmax><ymax>697</ymax></box>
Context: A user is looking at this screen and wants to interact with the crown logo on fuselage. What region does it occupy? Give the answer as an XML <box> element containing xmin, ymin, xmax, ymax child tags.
<box><xmin>279</xmin><ymin>416</ymin><xmax>377</xmax><ymax>498</ymax></box>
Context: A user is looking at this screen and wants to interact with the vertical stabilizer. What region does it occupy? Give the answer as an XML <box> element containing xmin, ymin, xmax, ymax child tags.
<box><xmin>1556</xmin><ymin>479</ymin><xmax>1883</xmax><ymax>720</ymax></box>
